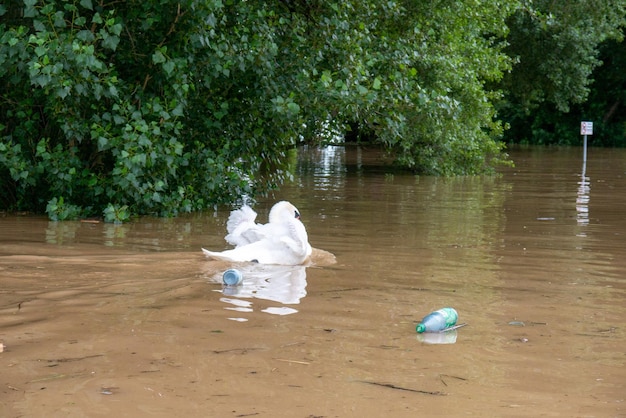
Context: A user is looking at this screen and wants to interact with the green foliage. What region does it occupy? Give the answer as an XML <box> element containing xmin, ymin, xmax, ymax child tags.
<box><xmin>0</xmin><ymin>0</ymin><xmax>260</xmax><ymax>217</ymax></box>
<box><xmin>509</xmin><ymin>1</ymin><xmax>623</xmax><ymax>111</ymax></box>
<box><xmin>103</xmin><ymin>203</ymin><xmax>130</xmax><ymax>224</ymax></box>
<box><xmin>502</xmin><ymin>37</ymin><xmax>626</xmax><ymax>146</ymax></box>
<box><xmin>46</xmin><ymin>196</ymin><xmax>82</xmax><ymax>221</ymax></box>
<box><xmin>582</xmin><ymin>39</ymin><xmax>626</xmax><ymax>146</ymax></box>
<box><xmin>263</xmin><ymin>1</ymin><xmax>517</xmax><ymax>175</ymax></box>
<box><xmin>1</xmin><ymin>0</ymin><xmax>525</xmax><ymax>219</ymax></box>
<box><xmin>499</xmin><ymin>0</ymin><xmax>626</xmax><ymax>145</ymax></box>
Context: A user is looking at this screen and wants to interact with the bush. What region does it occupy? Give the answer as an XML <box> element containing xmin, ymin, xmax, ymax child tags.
<box><xmin>1</xmin><ymin>0</ymin><xmax>518</xmax><ymax>219</ymax></box>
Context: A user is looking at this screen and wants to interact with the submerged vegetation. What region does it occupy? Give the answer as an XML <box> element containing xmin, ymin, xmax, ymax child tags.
<box><xmin>1</xmin><ymin>0</ymin><xmax>624</xmax><ymax>219</ymax></box>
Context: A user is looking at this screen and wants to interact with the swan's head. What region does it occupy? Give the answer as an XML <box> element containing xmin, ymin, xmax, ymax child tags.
<box><xmin>269</xmin><ymin>201</ymin><xmax>301</xmax><ymax>223</ymax></box>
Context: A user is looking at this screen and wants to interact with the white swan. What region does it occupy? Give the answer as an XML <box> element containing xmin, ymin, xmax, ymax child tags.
<box><xmin>202</xmin><ymin>201</ymin><xmax>313</xmax><ymax>265</ymax></box>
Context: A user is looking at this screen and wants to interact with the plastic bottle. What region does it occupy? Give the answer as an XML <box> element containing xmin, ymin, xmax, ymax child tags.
<box><xmin>223</xmin><ymin>269</ymin><xmax>243</xmax><ymax>286</ymax></box>
<box><xmin>416</xmin><ymin>307</ymin><xmax>458</xmax><ymax>333</ymax></box>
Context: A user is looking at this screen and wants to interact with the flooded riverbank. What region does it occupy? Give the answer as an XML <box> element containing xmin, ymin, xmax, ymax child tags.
<box><xmin>1</xmin><ymin>146</ymin><xmax>624</xmax><ymax>417</ymax></box>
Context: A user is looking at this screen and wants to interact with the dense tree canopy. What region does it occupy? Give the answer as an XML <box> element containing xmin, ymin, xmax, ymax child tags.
<box><xmin>0</xmin><ymin>0</ymin><xmax>624</xmax><ymax>220</ymax></box>
<box><xmin>500</xmin><ymin>0</ymin><xmax>626</xmax><ymax>145</ymax></box>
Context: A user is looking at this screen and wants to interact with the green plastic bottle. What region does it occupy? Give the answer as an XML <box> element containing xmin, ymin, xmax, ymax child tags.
<box><xmin>416</xmin><ymin>307</ymin><xmax>458</xmax><ymax>333</ymax></box>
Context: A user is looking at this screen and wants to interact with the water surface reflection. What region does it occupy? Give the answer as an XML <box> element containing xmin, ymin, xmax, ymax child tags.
<box><xmin>208</xmin><ymin>263</ymin><xmax>308</xmax><ymax>319</ymax></box>
<box><xmin>576</xmin><ymin>159</ymin><xmax>590</xmax><ymax>227</ymax></box>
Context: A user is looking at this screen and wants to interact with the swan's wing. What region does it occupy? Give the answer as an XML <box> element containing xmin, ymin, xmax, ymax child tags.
<box><xmin>279</xmin><ymin>220</ymin><xmax>312</xmax><ymax>260</ymax></box>
<box><xmin>226</xmin><ymin>205</ymin><xmax>257</xmax><ymax>234</ymax></box>
<box><xmin>226</xmin><ymin>225</ymin><xmax>264</xmax><ymax>247</ymax></box>
<box><xmin>225</xmin><ymin>206</ymin><xmax>262</xmax><ymax>246</ymax></box>
<box><xmin>204</xmin><ymin>206</ymin><xmax>312</xmax><ymax>265</ymax></box>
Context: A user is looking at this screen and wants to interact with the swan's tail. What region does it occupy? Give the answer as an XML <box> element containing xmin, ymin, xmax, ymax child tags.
<box><xmin>201</xmin><ymin>247</ymin><xmax>235</xmax><ymax>261</ymax></box>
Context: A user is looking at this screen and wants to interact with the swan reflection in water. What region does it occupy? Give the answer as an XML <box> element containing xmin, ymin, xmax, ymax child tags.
<box><xmin>208</xmin><ymin>263</ymin><xmax>309</xmax><ymax>320</ymax></box>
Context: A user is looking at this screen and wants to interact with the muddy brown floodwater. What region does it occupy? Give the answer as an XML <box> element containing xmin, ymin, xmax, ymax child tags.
<box><xmin>1</xmin><ymin>146</ymin><xmax>625</xmax><ymax>417</ymax></box>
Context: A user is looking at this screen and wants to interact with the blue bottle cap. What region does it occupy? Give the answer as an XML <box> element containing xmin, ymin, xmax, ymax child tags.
<box><xmin>223</xmin><ymin>269</ymin><xmax>243</xmax><ymax>286</ymax></box>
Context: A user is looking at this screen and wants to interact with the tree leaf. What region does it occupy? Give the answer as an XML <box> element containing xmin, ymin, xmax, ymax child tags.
<box><xmin>80</xmin><ymin>0</ymin><xmax>93</xmax><ymax>10</ymax></box>
<box><xmin>287</xmin><ymin>102</ymin><xmax>300</xmax><ymax>115</ymax></box>
<box><xmin>152</xmin><ymin>50</ymin><xmax>166</xmax><ymax>64</ymax></box>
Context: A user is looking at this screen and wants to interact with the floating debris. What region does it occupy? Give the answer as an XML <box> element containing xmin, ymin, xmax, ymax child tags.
<box><xmin>273</xmin><ymin>358</ymin><xmax>310</xmax><ymax>365</ymax></box>
<box><xmin>100</xmin><ymin>387</ymin><xmax>118</xmax><ymax>395</ymax></box>
<box><xmin>359</xmin><ymin>381</ymin><xmax>446</xmax><ymax>396</ymax></box>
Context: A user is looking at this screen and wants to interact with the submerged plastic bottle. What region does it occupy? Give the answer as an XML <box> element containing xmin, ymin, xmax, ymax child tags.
<box><xmin>223</xmin><ymin>269</ymin><xmax>243</xmax><ymax>286</ymax></box>
<box><xmin>416</xmin><ymin>307</ymin><xmax>458</xmax><ymax>333</ymax></box>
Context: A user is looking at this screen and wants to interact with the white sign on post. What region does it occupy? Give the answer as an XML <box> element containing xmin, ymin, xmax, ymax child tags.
<box><xmin>580</xmin><ymin>121</ymin><xmax>593</xmax><ymax>135</ymax></box>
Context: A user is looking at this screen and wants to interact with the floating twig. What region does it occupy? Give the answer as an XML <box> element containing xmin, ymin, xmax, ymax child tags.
<box><xmin>273</xmin><ymin>358</ymin><xmax>310</xmax><ymax>365</ymax></box>
<box><xmin>359</xmin><ymin>381</ymin><xmax>445</xmax><ymax>396</ymax></box>
<box><xmin>43</xmin><ymin>354</ymin><xmax>103</xmax><ymax>363</ymax></box>
<box><xmin>280</xmin><ymin>341</ymin><xmax>305</xmax><ymax>348</ymax></box>
<box><xmin>29</xmin><ymin>373</ymin><xmax>67</xmax><ymax>383</ymax></box>
<box><xmin>440</xmin><ymin>323</ymin><xmax>468</xmax><ymax>332</ymax></box>
<box><xmin>212</xmin><ymin>347</ymin><xmax>263</xmax><ymax>354</ymax></box>
<box><xmin>439</xmin><ymin>374</ymin><xmax>468</xmax><ymax>386</ymax></box>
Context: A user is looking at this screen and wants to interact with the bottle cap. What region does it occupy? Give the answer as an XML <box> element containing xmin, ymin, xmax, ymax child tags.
<box><xmin>223</xmin><ymin>269</ymin><xmax>243</xmax><ymax>286</ymax></box>
<box><xmin>416</xmin><ymin>323</ymin><xmax>426</xmax><ymax>333</ymax></box>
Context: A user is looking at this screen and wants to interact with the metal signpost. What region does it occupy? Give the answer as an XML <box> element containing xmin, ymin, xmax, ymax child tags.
<box><xmin>577</xmin><ymin>121</ymin><xmax>593</xmax><ymax>226</ymax></box>
<box><xmin>580</xmin><ymin>121</ymin><xmax>593</xmax><ymax>162</ymax></box>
